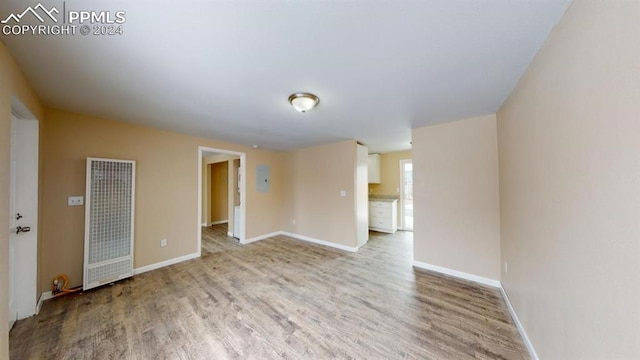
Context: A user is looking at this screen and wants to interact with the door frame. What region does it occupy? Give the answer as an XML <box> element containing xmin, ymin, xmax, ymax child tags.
<box><xmin>8</xmin><ymin>96</ymin><xmax>40</xmax><ymax>328</ymax></box>
<box><xmin>399</xmin><ymin>159</ymin><xmax>413</xmax><ymax>231</ymax></box>
<box><xmin>197</xmin><ymin>146</ymin><xmax>246</xmax><ymax>255</ymax></box>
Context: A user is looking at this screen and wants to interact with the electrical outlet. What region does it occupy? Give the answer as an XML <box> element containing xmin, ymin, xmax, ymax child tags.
<box><xmin>160</xmin><ymin>239</ymin><xmax>167</xmax><ymax>247</ymax></box>
<box><xmin>68</xmin><ymin>196</ymin><xmax>84</xmax><ymax>206</ymax></box>
<box><xmin>340</xmin><ymin>190</ymin><xmax>346</xmax><ymax>197</ymax></box>
<box><xmin>504</xmin><ymin>261</ymin><xmax>508</xmax><ymax>273</ymax></box>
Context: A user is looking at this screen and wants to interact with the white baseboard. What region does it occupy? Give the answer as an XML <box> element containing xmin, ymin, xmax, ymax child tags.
<box><xmin>281</xmin><ymin>231</ymin><xmax>358</xmax><ymax>252</ymax></box>
<box><xmin>36</xmin><ymin>252</ymin><xmax>202</xmax><ymax>313</ymax></box>
<box><xmin>227</xmin><ymin>231</ymin><xmax>234</xmax><ymax>237</ymax></box>
<box><xmin>410</xmin><ymin>261</ymin><xmax>536</xmax><ymax>358</ymax></box>
<box><xmin>412</xmin><ymin>260</ymin><xmax>501</xmax><ymax>288</ymax></box>
<box><xmin>133</xmin><ymin>252</ymin><xmax>200</xmax><ymax>275</ymax></box>
<box><xmin>500</xmin><ymin>284</ymin><xmax>539</xmax><ymax>360</ymax></box>
<box><xmin>36</xmin><ymin>253</ymin><xmax>200</xmax><ymax>313</ymax></box>
<box><xmin>36</xmin><ymin>291</ymin><xmax>53</xmax><ymax>314</ymax></box>
<box><xmin>241</xmin><ymin>231</ymin><xmax>281</xmax><ymax>245</ymax></box>
<box><xmin>238</xmin><ymin>230</ymin><xmax>359</xmax><ymax>252</ymax></box>
<box><xmin>202</xmin><ymin>220</ymin><xmax>228</xmax><ymax>226</ymax></box>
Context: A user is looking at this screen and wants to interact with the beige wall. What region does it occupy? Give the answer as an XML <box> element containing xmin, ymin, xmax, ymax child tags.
<box><xmin>201</xmin><ymin>163</ymin><xmax>209</xmax><ymax>224</ymax></box>
<box><xmin>0</xmin><ymin>41</ymin><xmax>44</xmax><ymax>360</ymax></box>
<box><xmin>247</xmin><ymin>150</ymin><xmax>285</xmax><ymax>239</ymax></box>
<box><xmin>232</xmin><ymin>159</ymin><xmax>240</xmax><ymax>206</ymax></box>
<box><xmin>369</xmin><ymin>150</ymin><xmax>411</xmax><ymax>196</ymax></box>
<box><xmin>282</xmin><ymin>140</ymin><xmax>359</xmax><ymax>248</ymax></box>
<box><xmin>209</xmin><ymin>162</ymin><xmax>229</xmax><ymax>222</ymax></box>
<box><xmin>40</xmin><ymin>108</ymin><xmax>284</xmax><ymax>293</ymax></box>
<box><xmin>497</xmin><ymin>1</ymin><xmax>640</xmax><ymax>358</ymax></box>
<box><xmin>412</xmin><ymin>114</ymin><xmax>501</xmax><ymax>280</ymax></box>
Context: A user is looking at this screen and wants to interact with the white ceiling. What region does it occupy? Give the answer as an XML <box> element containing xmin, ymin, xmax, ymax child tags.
<box><xmin>1</xmin><ymin>0</ymin><xmax>571</xmax><ymax>153</ymax></box>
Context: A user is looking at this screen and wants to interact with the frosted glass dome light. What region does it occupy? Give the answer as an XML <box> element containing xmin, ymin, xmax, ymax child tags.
<box><xmin>288</xmin><ymin>93</ymin><xmax>319</xmax><ymax>112</ymax></box>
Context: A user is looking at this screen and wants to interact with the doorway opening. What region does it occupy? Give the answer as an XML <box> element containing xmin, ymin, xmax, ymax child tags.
<box><xmin>197</xmin><ymin>147</ymin><xmax>246</xmax><ymax>256</ymax></box>
<box><xmin>399</xmin><ymin>159</ymin><xmax>413</xmax><ymax>231</ymax></box>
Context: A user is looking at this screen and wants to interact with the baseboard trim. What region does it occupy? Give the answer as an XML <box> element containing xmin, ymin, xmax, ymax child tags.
<box><xmin>500</xmin><ymin>284</ymin><xmax>539</xmax><ymax>360</ymax></box>
<box><xmin>412</xmin><ymin>260</ymin><xmax>501</xmax><ymax>288</ymax></box>
<box><xmin>133</xmin><ymin>252</ymin><xmax>200</xmax><ymax>275</ymax></box>
<box><xmin>410</xmin><ymin>261</ymin><xmax>535</xmax><ymax>357</ymax></box>
<box><xmin>227</xmin><ymin>231</ymin><xmax>234</xmax><ymax>237</ymax></box>
<box><xmin>239</xmin><ymin>230</ymin><xmax>359</xmax><ymax>253</ymax></box>
<box><xmin>241</xmin><ymin>231</ymin><xmax>281</xmax><ymax>245</ymax></box>
<box><xmin>202</xmin><ymin>220</ymin><xmax>228</xmax><ymax>227</ymax></box>
<box><xmin>36</xmin><ymin>291</ymin><xmax>53</xmax><ymax>314</ymax></box>
<box><xmin>38</xmin><ymin>254</ymin><xmax>201</xmax><ymax>312</ymax></box>
<box><xmin>281</xmin><ymin>231</ymin><xmax>358</xmax><ymax>252</ymax></box>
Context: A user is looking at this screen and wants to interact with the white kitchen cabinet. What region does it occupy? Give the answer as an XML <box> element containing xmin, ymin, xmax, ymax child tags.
<box><xmin>368</xmin><ymin>154</ymin><xmax>381</xmax><ymax>184</ymax></box>
<box><xmin>369</xmin><ymin>200</ymin><xmax>397</xmax><ymax>233</ymax></box>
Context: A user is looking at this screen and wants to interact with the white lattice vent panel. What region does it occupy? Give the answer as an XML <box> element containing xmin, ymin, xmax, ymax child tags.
<box><xmin>87</xmin><ymin>258</ymin><xmax>132</xmax><ymax>285</ymax></box>
<box><xmin>84</xmin><ymin>158</ymin><xmax>135</xmax><ymax>290</ymax></box>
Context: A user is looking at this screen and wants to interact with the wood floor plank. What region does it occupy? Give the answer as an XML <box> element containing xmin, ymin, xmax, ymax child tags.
<box><xmin>10</xmin><ymin>226</ymin><xmax>529</xmax><ymax>359</ymax></box>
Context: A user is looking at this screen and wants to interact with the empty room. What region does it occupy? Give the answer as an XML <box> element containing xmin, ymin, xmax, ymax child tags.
<box><xmin>1</xmin><ymin>0</ymin><xmax>638</xmax><ymax>359</ymax></box>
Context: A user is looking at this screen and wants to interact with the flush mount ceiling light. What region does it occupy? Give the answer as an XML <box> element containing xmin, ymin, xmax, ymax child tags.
<box><xmin>288</xmin><ymin>93</ymin><xmax>319</xmax><ymax>113</ymax></box>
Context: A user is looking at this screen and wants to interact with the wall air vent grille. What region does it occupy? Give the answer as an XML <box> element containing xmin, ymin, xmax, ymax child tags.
<box><xmin>84</xmin><ymin>158</ymin><xmax>135</xmax><ymax>290</ymax></box>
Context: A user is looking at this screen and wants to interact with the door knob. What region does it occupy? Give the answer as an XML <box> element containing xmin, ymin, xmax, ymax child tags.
<box><xmin>16</xmin><ymin>226</ymin><xmax>31</xmax><ymax>234</ymax></box>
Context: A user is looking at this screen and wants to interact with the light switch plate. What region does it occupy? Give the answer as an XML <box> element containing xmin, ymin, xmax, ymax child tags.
<box><xmin>340</xmin><ymin>190</ymin><xmax>346</xmax><ymax>197</ymax></box>
<box><xmin>68</xmin><ymin>196</ymin><xmax>84</xmax><ymax>206</ymax></box>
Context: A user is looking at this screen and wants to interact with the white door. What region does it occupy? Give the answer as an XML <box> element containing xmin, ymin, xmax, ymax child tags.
<box><xmin>234</xmin><ymin>163</ymin><xmax>244</xmax><ymax>240</ymax></box>
<box><xmin>8</xmin><ymin>115</ymin><xmax>39</xmax><ymax>329</ymax></box>
<box><xmin>399</xmin><ymin>159</ymin><xmax>413</xmax><ymax>231</ymax></box>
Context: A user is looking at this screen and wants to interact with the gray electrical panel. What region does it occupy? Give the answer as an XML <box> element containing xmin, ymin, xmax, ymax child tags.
<box><xmin>256</xmin><ymin>165</ymin><xmax>270</xmax><ymax>193</ymax></box>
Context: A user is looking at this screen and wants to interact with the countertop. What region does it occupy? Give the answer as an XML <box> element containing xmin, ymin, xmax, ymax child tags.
<box><xmin>369</xmin><ymin>195</ymin><xmax>399</xmax><ymax>202</ymax></box>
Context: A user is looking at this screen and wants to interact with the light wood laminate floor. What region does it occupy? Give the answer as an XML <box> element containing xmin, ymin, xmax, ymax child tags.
<box><xmin>10</xmin><ymin>226</ymin><xmax>529</xmax><ymax>359</ymax></box>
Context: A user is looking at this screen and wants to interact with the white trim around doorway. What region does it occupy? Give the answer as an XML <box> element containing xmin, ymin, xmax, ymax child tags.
<box><xmin>399</xmin><ymin>159</ymin><xmax>413</xmax><ymax>231</ymax></box>
<box><xmin>197</xmin><ymin>146</ymin><xmax>247</xmax><ymax>256</ymax></box>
